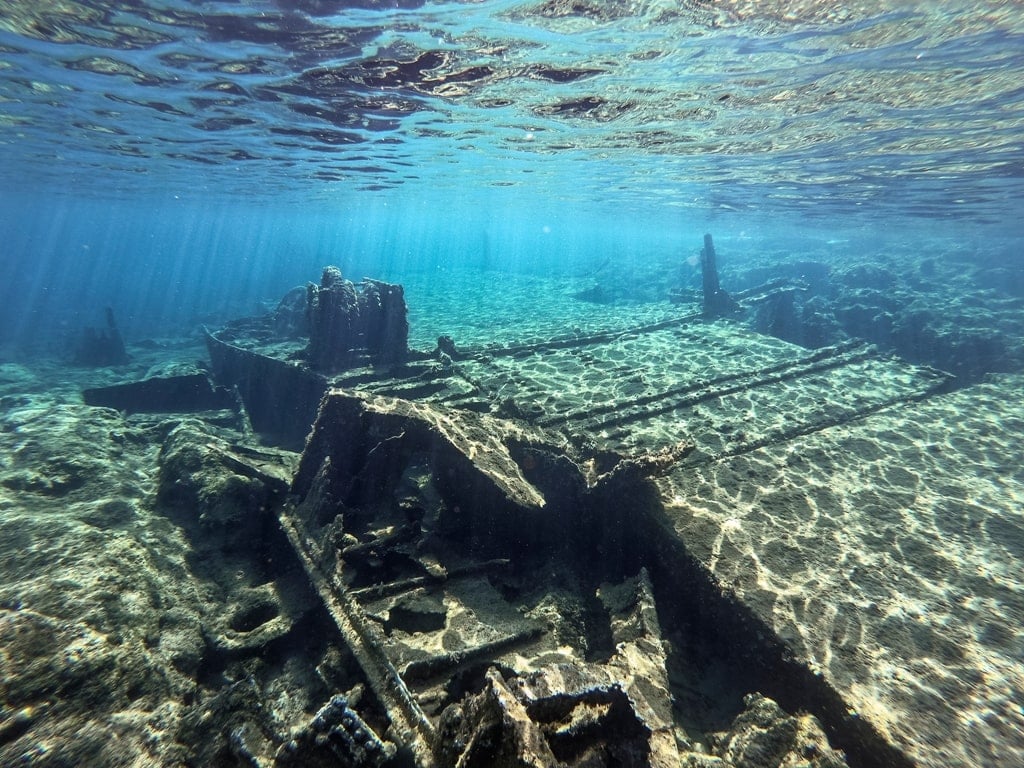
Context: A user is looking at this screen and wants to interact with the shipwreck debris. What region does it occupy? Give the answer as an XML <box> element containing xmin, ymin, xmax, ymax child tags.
<box><xmin>72</xmin><ymin>306</ymin><xmax>129</xmax><ymax>366</ymax></box>
<box><xmin>277</xmin><ymin>692</ymin><xmax>396</xmax><ymax>767</ymax></box>
<box><xmin>194</xmin><ymin>261</ymin><xmax>972</xmax><ymax>767</ymax></box>
<box><xmin>82</xmin><ymin>371</ymin><xmax>236</xmax><ymax>414</ymax></box>
<box><xmin>307</xmin><ymin>266</ymin><xmax>409</xmax><ymax>372</ymax></box>
<box><xmin>275</xmin><ymin>387</ymin><xmax>703</xmax><ymax>767</ymax></box>
<box><xmin>700</xmin><ymin>233</ymin><xmax>740</xmax><ymax>319</ymax></box>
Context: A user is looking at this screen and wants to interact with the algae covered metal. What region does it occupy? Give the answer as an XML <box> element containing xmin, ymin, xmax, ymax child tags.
<box><xmin>197</xmin><ymin>258</ymin><xmax>985</xmax><ymax>767</ymax></box>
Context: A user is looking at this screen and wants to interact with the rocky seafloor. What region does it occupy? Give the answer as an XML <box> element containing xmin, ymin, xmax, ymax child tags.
<box><xmin>0</xmin><ymin>343</ymin><xmax>849</xmax><ymax>767</ymax></box>
<box><xmin>2</xmin><ymin>243</ymin><xmax>1022</xmax><ymax>767</ymax></box>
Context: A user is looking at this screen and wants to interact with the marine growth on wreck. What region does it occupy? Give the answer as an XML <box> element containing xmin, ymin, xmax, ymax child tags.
<box><xmin>2</xmin><ymin>3</ymin><xmax>1023</xmax><ymax>767</ymax></box>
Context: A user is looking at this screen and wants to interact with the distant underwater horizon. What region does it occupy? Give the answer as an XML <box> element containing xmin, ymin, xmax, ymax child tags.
<box><xmin>1</xmin><ymin>193</ymin><xmax>1020</xmax><ymax>350</ymax></box>
<box><xmin>2</xmin><ymin>1</ymin><xmax>1023</xmax><ymax>349</ymax></box>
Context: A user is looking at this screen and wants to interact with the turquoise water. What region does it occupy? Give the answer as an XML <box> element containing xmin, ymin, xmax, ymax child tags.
<box><xmin>2</xmin><ymin>4</ymin><xmax>1024</xmax><ymax>767</ymax></box>
<box><xmin>1</xmin><ymin>1</ymin><xmax>1022</xmax><ymax>348</ymax></box>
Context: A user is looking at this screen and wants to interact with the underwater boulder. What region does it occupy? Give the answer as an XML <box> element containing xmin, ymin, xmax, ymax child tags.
<box><xmin>835</xmin><ymin>264</ymin><xmax>897</xmax><ymax>291</ymax></box>
<box><xmin>156</xmin><ymin>420</ymin><xmax>294</xmax><ymax>552</ymax></box>
<box><xmin>707</xmin><ymin>693</ymin><xmax>848</xmax><ymax>768</ymax></box>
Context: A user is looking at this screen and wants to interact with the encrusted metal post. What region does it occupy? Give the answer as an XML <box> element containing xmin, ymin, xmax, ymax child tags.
<box><xmin>701</xmin><ymin>233</ymin><xmax>738</xmax><ymax>318</ymax></box>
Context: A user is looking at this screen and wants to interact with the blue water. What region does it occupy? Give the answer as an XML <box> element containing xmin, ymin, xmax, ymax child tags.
<box><xmin>1</xmin><ymin>1</ymin><xmax>1022</xmax><ymax>347</ymax></box>
<box><xmin>4</xmin><ymin>5</ymin><xmax>1024</xmax><ymax>766</ymax></box>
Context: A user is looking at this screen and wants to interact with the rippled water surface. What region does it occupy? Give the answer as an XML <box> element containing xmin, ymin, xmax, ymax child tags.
<box><xmin>1</xmin><ymin>1</ymin><xmax>1023</xmax><ymax>344</ymax></box>
<box><xmin>2</xmin><ymin>0</ymin><xmax>1023</xmax><ymax>220</ymax></box>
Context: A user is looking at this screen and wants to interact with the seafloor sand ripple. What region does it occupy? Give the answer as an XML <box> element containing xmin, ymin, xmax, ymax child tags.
<box><xmin>659</xmin><ymin>374</ymin><xmax>1024</xmax><ymax>767</ymax></box>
